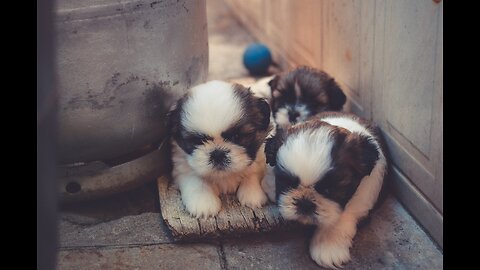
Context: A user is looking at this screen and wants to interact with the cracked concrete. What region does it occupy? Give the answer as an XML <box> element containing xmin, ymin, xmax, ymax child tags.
<box><xmin>56</xmin><ymin>0</ymin><xmax>443</xmax><ymax>269</ymax></box>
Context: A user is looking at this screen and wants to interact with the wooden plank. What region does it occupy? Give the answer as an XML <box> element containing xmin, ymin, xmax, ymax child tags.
<box><xmin>157</xmin><ymin>176</ymin><xmax>296</xmax><ymax>241</ymax></box>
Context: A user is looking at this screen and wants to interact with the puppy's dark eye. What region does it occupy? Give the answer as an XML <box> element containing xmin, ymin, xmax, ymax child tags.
<box><xmin>231</xmin><ymin>133</ymin><xmax>240</xmax><ymax>142</ymax></box>
<box><xmin>314</xmin><ymin>168</ymin><xmax>359</xmax><ymax>207</ymax></box>
<box><xmin>275</xmin><ymin>166</ymin><xmax>300</xmax><ymax>201</ymax></box>
<box><xmin>222</xmin><ymin>131</ymin><xmax>243</xmax><ymax>143</ymax></box>
<box><xmin>189</xmin><ymin>134</ymin><xmax>211</xmax><ymax>146</ymax></box>
<box><xmin>314</xmin><ymin>169</ymin><xmax>337</xmax><ymax>194</ymax></box>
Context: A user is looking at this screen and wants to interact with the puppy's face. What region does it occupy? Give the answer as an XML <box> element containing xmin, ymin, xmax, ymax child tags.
<box><xmin>267</xmin><ymin>120</ymin><xmax>378</xmax><ymax>226</ymax></box>
<box><xmin>168</xmin><ymin>80</ymin><xmax>271</xmax><ymax>177</ymax></box>
<box><xmin>268</xmin><ymin>66</ymin><xmax>346</xmax><ymax>130</ymax></box>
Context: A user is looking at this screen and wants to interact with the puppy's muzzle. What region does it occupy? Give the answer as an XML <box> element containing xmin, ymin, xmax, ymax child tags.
<box><xmin>294</xmin><ymin>197</ymin><xmax>316</xmax><ymax>215</ymax></box>
<box><xmin>288</xmin><ymin>110</ymin><xmax>300</xmax><ymax>123</ymax></box>
<box><xmin>209</xmin><ymin>148</ymin><xmax>231</xmax><ymax>170</ymax></box>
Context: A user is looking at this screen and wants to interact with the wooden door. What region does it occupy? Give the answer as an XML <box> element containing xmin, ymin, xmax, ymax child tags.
<box><xmin>372</xmin><ymin>0</ymin><xmax>443</xmax><ymax>247</ymax></box>
<box><xmin>321</xmin><ymin>0</ymin><xmax>374</xmax><ymax>120</ymax></box>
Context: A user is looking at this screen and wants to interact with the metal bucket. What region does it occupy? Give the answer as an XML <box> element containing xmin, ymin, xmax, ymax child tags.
<box><xmin>55</xmin><ymin>0</ymin><xmax>208</xmax><ymax>202</ymax></box>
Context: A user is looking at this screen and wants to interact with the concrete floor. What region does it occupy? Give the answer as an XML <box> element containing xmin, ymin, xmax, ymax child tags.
<box><xmin>56</xmin><ymin>0</ymin><xmax>443</xmax><ymax>269</ymax></box>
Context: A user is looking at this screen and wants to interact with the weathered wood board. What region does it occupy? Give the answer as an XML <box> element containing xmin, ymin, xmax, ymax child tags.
<box><xmin>157</xmin><ymin>176</ymin><xmax>297</xmax><ymax>241</ymax></box>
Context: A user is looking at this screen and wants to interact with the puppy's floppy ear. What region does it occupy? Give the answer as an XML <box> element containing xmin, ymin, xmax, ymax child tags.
<box><xmin>326</xmin><ymin>79</ymin><xmax>347</xmax><ymax>111</ymax></box>
<box><xmin>268</xmin><ymin>75</ymin><xmax>278</xmax><ymax>89</ymax></box>
<box><xmin>335</xmin><ymin>131</ymin><xmax>379</xmax><ymax>176</ymax></box>
<box><xmin>256</xmin><ymin>97</ymin><xmax>271</xmax><ymax>131</ymax></box>
<box><xmin>265</xmin><ymin>128</ymin><xmax>286</xmax><ymax>166</ymax></box>
<box><xmin>330</xmin><ymin>126</ymin><xmax>350</xmax><ymax>157</ymax></box>
<box><xmin>355</xmin><ymin>136</ymin><xmax>380</xmax><ymax>175</ymax></box>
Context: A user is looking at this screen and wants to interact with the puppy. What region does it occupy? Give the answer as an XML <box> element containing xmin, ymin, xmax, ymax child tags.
<box><xmin>167</xmin><ymin>80</ymin><xmax>272</xmax><ymax>218</ymax></box>
<box><xmin>249</xmin><ymin>66</ymin><xmax>347</xmax><ymax>202</ymax></box>
<box><xmin>265</xmin><ymin>111</ymin><xmax>388</xmax><ymax>269</ymax></box>
<box><xmin>267</xmin><ymin>66</ymin><xmax>346</xmax><ymax>131</ymax></box>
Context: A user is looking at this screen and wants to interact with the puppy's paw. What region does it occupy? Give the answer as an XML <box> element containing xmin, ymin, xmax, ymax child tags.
<box><xmin>183</xmin><ymin>190</ymin><xmax>221</xmax><ymax>218</ymax></box>
<box><xmin>310</xmin><ymin>232</ymin><xmax>352</xmax><ymax>269</ymax></box>
<box><xmin>237</xmin><ymin>183</ymin><xmax>268</xmax><ymax>208</ymax></box>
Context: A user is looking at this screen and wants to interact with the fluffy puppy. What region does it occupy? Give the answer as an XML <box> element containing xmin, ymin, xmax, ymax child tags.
<box><xmin>267</xmin><ymin>66</ymin><xmax>346</xmax><ymax>131</ymax></box>
<box><xmin>264</xmin><ymin>111</ymin><xmax>388</xmax><ymax>269</ymax></box>
<box><xmin>249</xmin><ymin>67</ymin><xmax>346</xmax><ymax>202</ymax></box>
<box><xmin>167</xmin><ymin>80</ymin><xmax>272</xmax><ymax>218</ymax></box>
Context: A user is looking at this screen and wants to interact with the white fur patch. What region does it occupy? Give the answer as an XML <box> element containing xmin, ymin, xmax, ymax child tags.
<box><xmin>176</xmin><ymin>173</ymin><xmax>222</xmax><ymax>218</ymax></box>
<box><xmin>294</xmin><ymin>104</ymin><xmax>310</xmax><ymax>122</ymax></box>
<box><xmin>275</xmin><ymin>108</ymin><xmax>290</xmax><ymax>130</ymax></box>
<box><xmin>249</xmin><ymin>75</ymin><xmax>275</xmax><ymax>100</ymax></box>
<box><xmin>276</xmin><ymin>127</ymin><xmax>334</xmax><ymax>186</ymax></box>
<box><xmin>181</xmin><ymin>80</ymin><xmax>244</xmax><ymax>135</ymax></box>
<box><xmin>274</xmin><ymin>104</ymin><xmax>310</xmax><ymax>130</ymax></box>
<box><xmin>321</xmin><ymin>116</ymin><xmax>373</xmax><ymax>137</ymax></box>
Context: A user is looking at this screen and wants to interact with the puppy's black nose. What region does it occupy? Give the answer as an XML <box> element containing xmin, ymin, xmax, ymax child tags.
<box><xmin>294</xmin><ymin>198</ymin><xmax>316</xmax><ymax>215</ymax></box>
<box><xmin>288</xmin><ymin>111</ymin><xmax>300</xmax><ymax>123</ymax></box>
<box><xmin>209</xmin><ymin>149</ymin><xmax>230</xmax><ymax>168</ymax></box>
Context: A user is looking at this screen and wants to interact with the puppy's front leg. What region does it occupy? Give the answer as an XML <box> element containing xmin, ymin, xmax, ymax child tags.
<box><xmin>309</xmin><ymin>213</ymin><xmax>357</xmax><ymax>269</ymax></box>
<box><xmin>237</xmin><ymin>168</ymin><xmax>268</xmax><ymax>208</ymax></box>
<box><xmin>177</xmin><ymin>174</ymin><xmax>221</xmax><ymax>218</ymax></box>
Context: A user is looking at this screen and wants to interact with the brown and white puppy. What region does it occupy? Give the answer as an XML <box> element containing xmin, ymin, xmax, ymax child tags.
<box><xmin>264</xmin><ymin>112</ymin><xmax>388</xmax><ymax>269</ymax></box>
<box><xmin>267</xmin><ymin>66</ymin><xmax>346</xmax><ymax>131</ymax></box>
<box><xmin>167</xmin><ymin>80</ymin><xmax>272</xmax><ymax>218</ymax></box>
<box><xmin>248</xmin><ymin>66</ymin><xmax>347</xmax><ymax>202</ymax></box>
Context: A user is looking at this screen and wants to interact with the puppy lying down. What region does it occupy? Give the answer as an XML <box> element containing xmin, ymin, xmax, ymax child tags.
<box><xmin>249</xmin><ymin>67</ymin><xmax>387</xmax><ymax>268</ymax></box>
<box><xmin>264</xmin><ymin>111</ymin><xmax>388</xmax><ymax>269</ymax></box>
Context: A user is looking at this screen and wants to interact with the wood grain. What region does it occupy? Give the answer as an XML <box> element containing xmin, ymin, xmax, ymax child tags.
<box><xmin>157</xmin><ymin>176</ymin><xmax>297</xmax><ymax>241</ymax></box>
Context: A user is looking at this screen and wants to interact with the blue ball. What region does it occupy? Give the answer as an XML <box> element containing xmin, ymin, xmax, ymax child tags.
<box><xmin>243</xmin><ymin>43</ymin><xmax>272</xmax><ymax>75</ymax></box>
